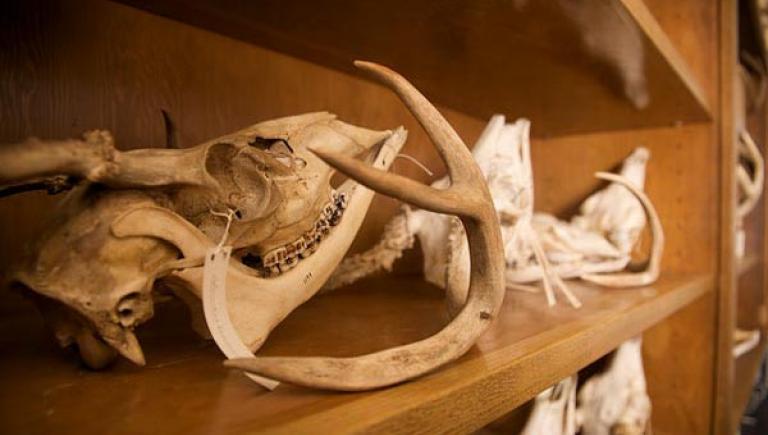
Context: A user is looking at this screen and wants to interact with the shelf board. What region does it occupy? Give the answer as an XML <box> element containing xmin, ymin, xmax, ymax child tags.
<box><xmin>116</xmin><ymin>0</ymin><xmax>711</xmax><ymax>137</ymax></box>
<box><xmin>0</xmin><ymin>273</ymin><xmax>711</xmax><ymax>434</ymax></box>
<box><xmin>732</xmin><ymin>339</ymin><xmax>766</xmax><ymax>429</ymax></box>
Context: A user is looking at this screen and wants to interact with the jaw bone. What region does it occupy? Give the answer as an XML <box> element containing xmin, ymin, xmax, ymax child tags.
<box><xmin>225</xmin><ymin>61</ymin><xmax>505</xmax><ymax>391</ymax></box>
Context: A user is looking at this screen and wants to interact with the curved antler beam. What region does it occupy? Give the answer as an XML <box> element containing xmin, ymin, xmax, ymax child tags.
<box><xmin>225</xmin><ymin>61</ymin><xmax>505</xmax><ymax>391</ymax></box>
<box><xmin>580</xmin><ymin>172</ymin><xmax>664</xmax><ymax>287</ymax></box>
<box><xmin>736</xmin><ymin>130</ymin><xmax>765</xmax><ymax>219</ymax></box>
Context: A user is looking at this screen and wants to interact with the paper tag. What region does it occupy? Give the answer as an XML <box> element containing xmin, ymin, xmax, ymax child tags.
<box><xmin>202</xmin><ymin>246</ymin><xmax>280</xmax><ymax>390</ymax></box>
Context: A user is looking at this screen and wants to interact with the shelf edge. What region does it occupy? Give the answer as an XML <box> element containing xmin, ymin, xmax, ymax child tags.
<box><xmin>259</xmin><ymin>274</ymin><xmax>713</xmax><ymax>435</ymax></box>
<box><xmin>619</xmin><ymin>0</ymin><xmax>713</xmax><ymax>120</ymax></box>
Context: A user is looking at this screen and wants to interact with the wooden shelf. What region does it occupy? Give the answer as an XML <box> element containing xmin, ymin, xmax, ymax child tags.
<box><xmin>0</xmin><ymin>273</ymin><xmax>711</xmax><ymax>434</ymax></box>
<box><xmin>116</xmin><ymin>0</ymin><xmax>711</xmax><ymax>137</ymax></box>
<box><xmin>732</xmin><ymin>339</ymin><xmax>766</xmax><ymax>429</ymax></box>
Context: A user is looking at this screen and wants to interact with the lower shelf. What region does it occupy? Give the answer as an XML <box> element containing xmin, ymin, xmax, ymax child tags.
<box><xmin>0</xmin><ymin>273</ymin><xmax>711</xmax><ymax>434</ymax></box>
<box><xmin>733</xmin><ymin>338</ymin><xmax>767</xmax><ymax>429</ymax></box>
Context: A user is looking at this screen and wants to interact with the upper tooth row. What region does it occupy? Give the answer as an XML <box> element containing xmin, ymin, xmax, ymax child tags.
<box><xmin>261</xmin><ymin>191</ymin><xmax>348</xmax><ymax>276</ymax></box>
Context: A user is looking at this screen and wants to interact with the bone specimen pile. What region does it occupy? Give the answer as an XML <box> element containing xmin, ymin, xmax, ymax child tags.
<box><xmin>327</xmin><ymin>116</ymin><xmax>664</xmax><ymax>308</ymax></box>
<box><xmin>0</xmin><ymin>62</ymin><xmax>505</xmax><ymax>391</ymax></box>
<box><xmin>734</xmin><ymin>68</ymin><xmax>766</xmax><ymax>259</ymax></box>
<box><xmin>490</xmin><ymin>338</ymin><xmax>650</xmax><ymax>435</ymax></box>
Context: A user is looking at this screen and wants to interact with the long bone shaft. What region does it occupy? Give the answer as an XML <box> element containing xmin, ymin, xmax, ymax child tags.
<box><xmin>226</xmin><ymin>61</ymin><xmax>505</xmax><ymax>391</ymax></box>
<box><xmin>0</xmin><ymin>130</ymin><xmax>212</xmax><ymax>189</ymax></box>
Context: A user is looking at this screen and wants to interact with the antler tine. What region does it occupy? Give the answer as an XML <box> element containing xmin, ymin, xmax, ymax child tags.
<box><xmin>738</xmin><ymin>131</ymin><xmax>764</xmax><ymax>198</ymax></box>
<box><xmin>354</xmin><ymin>60</ymin><xmax>477</xmax><ymax>185</ymax></box>
<box><xmin>310</xmin><ymin>144</ymin><xmax>467</xmax><ymax>216</ymax></box>
<box><xmin>581</xmin><ymin>172</ymin><xmax>664</xmax><ymax>287</ymax></box>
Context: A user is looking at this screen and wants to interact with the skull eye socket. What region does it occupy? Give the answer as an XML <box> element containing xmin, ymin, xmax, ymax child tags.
<box><xmin>249</xmin><ymin>137</ymin><xmax>301</xmax><ymax>168</ymax></box>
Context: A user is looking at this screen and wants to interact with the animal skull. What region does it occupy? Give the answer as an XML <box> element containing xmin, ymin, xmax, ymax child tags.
<box><xmin>1</xmin><ymin>108</ymin><xmax>404</xmax><ymax>369</ymax></box>
<box><xmin>576</xmin><ymin>338</ymin><xmax>651</xmax><ymax>435</ymax></box>
<box><xmin>520</xmin><ymin>375</ymin><xmax>578</xmax><ymax>435</ymax></box>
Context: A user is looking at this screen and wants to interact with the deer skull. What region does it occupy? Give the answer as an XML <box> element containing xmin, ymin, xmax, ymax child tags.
<box><xmin>2</xmin><ymin>109</ymin><xmax>404</xmax><ymax>369</ymax></box>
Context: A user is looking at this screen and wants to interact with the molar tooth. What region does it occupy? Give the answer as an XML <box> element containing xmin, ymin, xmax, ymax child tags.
<box><xmin>279</xmin><ymin>257</ymin><xmax>298</xmax><ymax>272</ymax></box>
<box><xmin>263</xmin><ymin>251</ymin><xmax>277</xmax><ymax>267</ymax></box>
<box><xmin>285</xmin><ymin>244</ymin><xmax>297</xmax><ymax>256</ymax></box>
<box><xmin>300</xmin><ymin>244</ymin><xmax>316</xmax><ymax>258</ymax></box>
<box><xmin>329</xmin><ymin>212</ymin><xmax>342</xmax><ymax>226</ymax></box>
<box><xmin>336</xmin><ymin>192</ymin><xmax>348</xmax><ymax>210</ymax></box>
<box><xmin>323</xmin><ymin>205</ymin><xmax>334</xmax><ymax>219</ymax></box>
<box><xmin>316</xmin><ymin>218</ymin><xmax>329</xmax><ymax>233</ymax></box>
<box><xmin>293</xmin><ymin>238</ymin><xmax>306</xmax><ymax>253</ymax></box>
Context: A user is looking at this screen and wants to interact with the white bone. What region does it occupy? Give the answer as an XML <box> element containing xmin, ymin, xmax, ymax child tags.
<box><xmin>327</xmin><ymin>117</ymin><xmax>662</xmax><ymax>307</ymax></box>
<box><xmin>576</xmin><ymin>338</ymin><xmax>651</xmax><ymax>435</ymax></box>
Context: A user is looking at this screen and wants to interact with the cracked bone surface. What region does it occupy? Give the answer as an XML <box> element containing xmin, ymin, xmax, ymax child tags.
<box><xmin>1</xmin><ymin>107</ymin><xmax>402</xmax><ymax>370</ymax></box>
<box><xmin>225</xmin><ymin>61</ymin><xmax>505</xmax><ymax>391</ymax></box>
<box><xmin>326</xmin><ymin>116</ymin><xmax>663</xmax><ymax>308</ymax></box>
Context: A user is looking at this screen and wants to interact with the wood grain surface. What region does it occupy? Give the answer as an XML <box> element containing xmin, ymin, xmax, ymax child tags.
<box><xmin>0</xmin><ymin>274</ymin><xmax>711</xmax><ymax>434</ymax></box>
<box><xmin>116</xmin><ymin>0</ymin><xmax>711</xmax><ymax>137</ymax></box>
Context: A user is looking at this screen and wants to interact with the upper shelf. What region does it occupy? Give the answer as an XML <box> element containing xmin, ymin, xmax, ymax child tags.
<box><xmin>116</xmin><ymin>0</ymin><xmax>711</xmax><ymax>137</ymax></box>
<box><xmin>0</xmin><ymin>273</ymin><xmax>711</xmax><ymax>434</ymax></box>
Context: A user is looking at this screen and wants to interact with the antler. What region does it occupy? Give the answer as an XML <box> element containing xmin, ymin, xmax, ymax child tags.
<box><xmin>225</xmin><ymin>61</ymin><xmax>505</xmax><ymax>390</ymax></box>
<box><xmin>580</xmin><ymin>172</ymin><xmax>664</xmax><ymax>287</ymax></box>
<box><xmin>736</xmin><ymin>131</ymin><xmax>765</xmax><ymax>219</ymax></box>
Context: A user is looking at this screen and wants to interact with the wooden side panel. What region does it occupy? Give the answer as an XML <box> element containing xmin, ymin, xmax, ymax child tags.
<box><xmin>714</xmin><ymin>0</ymin><xmax>740</xmax><ymax>432</ymax></box>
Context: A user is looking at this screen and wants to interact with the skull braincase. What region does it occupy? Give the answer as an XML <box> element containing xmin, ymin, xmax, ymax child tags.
<box><xmin>6</xmin><ymin>111</ymin><xmax>395</xmax><ymax>368</ymax></box>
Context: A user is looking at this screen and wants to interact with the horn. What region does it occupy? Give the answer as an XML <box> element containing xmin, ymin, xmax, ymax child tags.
<box><xmin>225</xmin><ymin>61</ymin><xmax>505</xmax><ymax>390</ymax></box>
